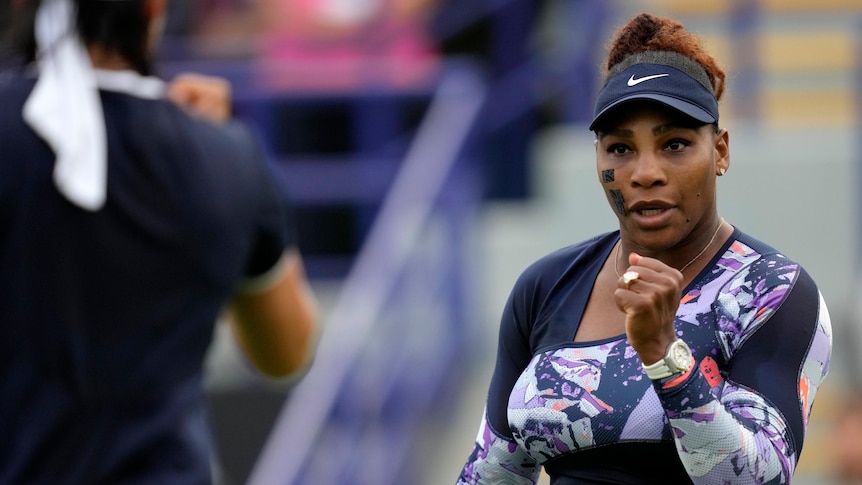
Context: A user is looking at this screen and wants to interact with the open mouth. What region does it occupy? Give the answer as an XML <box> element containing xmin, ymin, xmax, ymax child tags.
<box><xmin>636</xmin><ymin>208</ymin><xmax>666</xmax><ymax>216</ymax></box>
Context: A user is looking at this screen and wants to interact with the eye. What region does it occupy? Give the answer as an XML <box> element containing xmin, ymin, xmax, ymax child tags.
<box><xmin>665</xmin><ymin>139</ymin><xmax>689</xmax><ymax>151</ymax></box>
<box><xmin>607</xmin><ymin>143</ymin><xmax>631</xmax><ymax>155</ymax></box>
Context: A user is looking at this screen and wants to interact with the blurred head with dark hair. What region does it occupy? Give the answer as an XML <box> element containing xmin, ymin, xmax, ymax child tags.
<box><xmin>1</xmin><ymin>0</ymin><xmax>35</xmax><ymax>68</ymax></box>
<box><xmin>5</xmin><ymin>0</ymin><xmax>166</xmax><ymax>75</ymax></box>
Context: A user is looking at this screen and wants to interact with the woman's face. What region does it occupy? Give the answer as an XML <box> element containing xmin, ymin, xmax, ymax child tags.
<box><xmin>594</xmin><ymin>102</ymin><xmax>729</xmax><ymax>254</ymax></box>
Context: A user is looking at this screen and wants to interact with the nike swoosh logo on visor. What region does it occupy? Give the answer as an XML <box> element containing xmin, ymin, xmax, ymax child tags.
<box><xmin>627</xmin><ymin>73</ymin><xmax>669</xmax><ymax>86</ymax></box>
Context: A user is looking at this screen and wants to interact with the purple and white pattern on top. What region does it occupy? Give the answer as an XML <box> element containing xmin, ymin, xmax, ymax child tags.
<box><xmin>457</xmin><ymin>235</ymin><xmax>832</xmax><ymax>485</ymax></box>
<box><xmin>458</xmin><ymin>408</ymin><xmax>541</xmax><ymax>485</ymax></box>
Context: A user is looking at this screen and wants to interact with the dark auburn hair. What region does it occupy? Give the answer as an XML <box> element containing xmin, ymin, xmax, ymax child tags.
<box><xmin>603</xmin><ymin>13</ymin><xmax>726</xmax><ymax>101</ymax></box>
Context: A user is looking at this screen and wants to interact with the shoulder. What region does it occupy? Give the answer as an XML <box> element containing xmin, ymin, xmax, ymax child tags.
<box><xmin>722</xmin><ymin>230</ymin><xmax>806</xmax><ymax>293</ymax></box>
<box><xmin>108</xmin><ymin>93</ymin><xmax>268</xmax><ymax>185</ymax></box>
<box><xmin>115</xmin><ymin>90</ymin><xmax>262</xmax><ymax>158</ymax></box>
<box><xmin>515</xmin><ymin>232</ymin><xmax>617</xmax><ymax>289</ymax></box>
<box><xmin>177</xmin><ymin>105</ymin><xmax>260</xmax><ymax>153</ymax></box>
<box><xmin>714</xmin><ymin>229</ymin><xmax>825</xmax><ymax>350</ymax></box>
<box><xmin>506</xmin><ymin>231</ymin><xmax>617</xmax><ymax>321</ymax></box>
<box><xmin>185</xmin><ymin>118</ymin><xmax>263</xmax><ymax>170</ymax></box>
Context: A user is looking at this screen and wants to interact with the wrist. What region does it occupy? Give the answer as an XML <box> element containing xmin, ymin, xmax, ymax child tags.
<box><xmin>636</xmin><ymin>335</ymin><xmax>678</xmax><ymax>366</ymax></box>
<box><xmin>641</xmin><ymin>339</ymin><xmax>693</xmax><ymax>380</ymax></box>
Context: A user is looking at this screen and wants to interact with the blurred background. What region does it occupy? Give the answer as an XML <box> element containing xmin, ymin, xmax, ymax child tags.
<box><xmin>152</xmin><ymin>0</ymin><xmax>862</xmax><ymax>483</ymax></box>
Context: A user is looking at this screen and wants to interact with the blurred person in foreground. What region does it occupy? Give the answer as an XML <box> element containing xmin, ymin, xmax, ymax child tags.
<box><xmin>457</xmin><ymin>12</ymin><xmax>832</xmax><ymax>484</ymax></box>
<box><xmin>0</xmin><ymin>0</ymin><xmax>24</xmax><ymax>72</ymax></box>
<box><xmin>0</xmin><ymin>0</ymin><xmax>318</xmax><ymax>483</ymax></box>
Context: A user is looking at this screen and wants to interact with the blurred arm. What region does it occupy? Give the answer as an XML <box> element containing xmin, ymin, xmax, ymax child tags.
<box><xmin>229</xmin><ymin>248</ymin><xmax>319</xmax><ymax>378</ymax></box>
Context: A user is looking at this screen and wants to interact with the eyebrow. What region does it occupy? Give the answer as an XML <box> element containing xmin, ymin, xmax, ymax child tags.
<box><xmin>598</xmin><ymin>128</ymin><xmax>633</xmax><ymax>139</ymax></box>
<box><xmin>652</xmin><ymin>123</ymin><xmax>699</xmax><ymax>136</ymax></box>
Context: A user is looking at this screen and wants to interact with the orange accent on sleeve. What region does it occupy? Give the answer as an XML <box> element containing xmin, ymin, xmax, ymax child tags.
<box><xmin>662</xmin><ymin>358</ymin><xmax>696</xmax><ymax>390</ymax></box>
<box><xmin>680</xmin><ymin>292</ymin><xmax>698</xmax><ymax>305</ymax></box>
<box><xmin>700</xmin><ymin>356</ymin><xmax>722</xmax><ymax>388</ymax></box>
<box><xmin>731</xmin><ymin>241</ymin><xmax>745</xmax><ymax>254</ymax></box>
<box><xmin>799</xmin><ymin>373</ymin><xmax>810</xmax><ymax>426</ymax></box>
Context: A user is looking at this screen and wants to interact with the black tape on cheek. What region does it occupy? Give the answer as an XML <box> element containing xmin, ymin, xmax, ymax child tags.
<box><xmin>610</xmin><ymin>189</ymin><xmax>626</xmax><ymax>216</ymax></box>
<box><xmin>602</xmin><ymin>169</ymin><xmax>615</xmax><ymax>183</ymax></box>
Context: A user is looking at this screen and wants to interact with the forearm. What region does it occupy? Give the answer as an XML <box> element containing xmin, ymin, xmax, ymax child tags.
<box><xmin>659</xmin><ymin>358</ymin><xmax>794</xmax><ymax>484</ymax></box>
<box><xmin>230</xmin><ymin>250</ymin><xmax>319</xmax><ymax>377</ymax></box>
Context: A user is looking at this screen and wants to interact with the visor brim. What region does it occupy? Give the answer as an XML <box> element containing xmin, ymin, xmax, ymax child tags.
<box><xmin>589</xmin><ymin>93</ymin><xmax>717</xmax><ymax>131</ymax></box>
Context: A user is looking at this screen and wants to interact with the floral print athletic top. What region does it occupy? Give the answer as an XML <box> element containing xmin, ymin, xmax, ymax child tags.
<box><xmin>457</xmin><ymin>229</ymin><xmax>832</xmax><ymax>484</ymax></box>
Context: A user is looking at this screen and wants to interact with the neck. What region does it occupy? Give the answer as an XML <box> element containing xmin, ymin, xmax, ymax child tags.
<box><xmin>88</xmin><ymin>45</ymin><xmax>134</xmax><ymax>71</ymax></box>
<box><xmin>616</xmin><ymin>217</ymin><xmax>728</xmax><ymax>276</ymax></box>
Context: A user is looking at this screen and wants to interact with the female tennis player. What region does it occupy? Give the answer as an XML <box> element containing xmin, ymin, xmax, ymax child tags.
<box><xmin>0</xmin><ymin>1</ymin><xmax>318</xmax><ymax>483</ymax></box>
<box><xmin>457</xmin><ymin>12</ymin><xmax>832</xmax><ymax>484</ymax></box>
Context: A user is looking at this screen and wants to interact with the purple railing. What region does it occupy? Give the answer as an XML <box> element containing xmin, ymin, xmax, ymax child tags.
<box><xmin>247</xmin><ymin>65</ymin><xmax>486</xmax><ymax>485</ymax></box>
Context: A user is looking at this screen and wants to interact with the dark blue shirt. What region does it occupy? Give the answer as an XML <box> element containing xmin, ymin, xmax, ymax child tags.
<box><xmin>0</xmin><ymin>73</ymin><xmax>292</xmax><ymax>484</ymax></box>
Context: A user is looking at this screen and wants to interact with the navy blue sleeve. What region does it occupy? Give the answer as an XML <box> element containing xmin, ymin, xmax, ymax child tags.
<box><xmin>484</xmin><ymin>235</ymin><xmax>616</xmax><ymax>437</ymax></box>
<box><xmin>486</xmin><ymin>283</ymin><xmax>536</xmax><ymax>437</ymax></box>
<box><xmin>726</xmin><ymin>266</ymin><xmax>820</xmax><ymax>457</ymax></box>
<box><xmin>221</xmin><ymin>121</ymin><xmax>296</xmax><ymax>280</ymax></box>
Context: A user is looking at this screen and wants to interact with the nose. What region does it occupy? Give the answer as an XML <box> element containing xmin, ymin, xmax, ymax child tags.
<box><xmin>630</xmin><ymin>151</ymin><xmax>667</xmax><ymax>188</ymax></box>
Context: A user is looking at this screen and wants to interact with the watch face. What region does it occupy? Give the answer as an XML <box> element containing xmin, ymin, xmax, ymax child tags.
<box><xmin>671</xmin><ymin>342</ymin><xmax>691</xmax><ymax>369</ymax></box>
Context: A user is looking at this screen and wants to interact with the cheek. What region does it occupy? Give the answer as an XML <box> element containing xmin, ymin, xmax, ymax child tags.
<box><xmin>691</xmin><ymin>160</ymin><xmax>715</xmax><ymax>193</ymax></box>
<box><xmin>609</xmin><ymin>189</ymin><xmax>626</xmax><ymax>216</ymax></box>
<box><xmin>598</xmin><ymin>167</ymin><xmax>626</xmax><ymax>215</ymax></box>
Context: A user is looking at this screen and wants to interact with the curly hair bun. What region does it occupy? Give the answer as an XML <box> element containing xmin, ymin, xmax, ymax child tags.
<box><xmin>604</xmin><ymin>13</ymin><xmax>726</xmax><ymax>101</ymax></box>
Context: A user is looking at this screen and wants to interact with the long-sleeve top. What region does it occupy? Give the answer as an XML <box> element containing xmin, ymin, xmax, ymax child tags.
<box><xmin>457</xmin><ymin>228</ymin><xmax>832</xmax><ymax>484</ymax></box>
